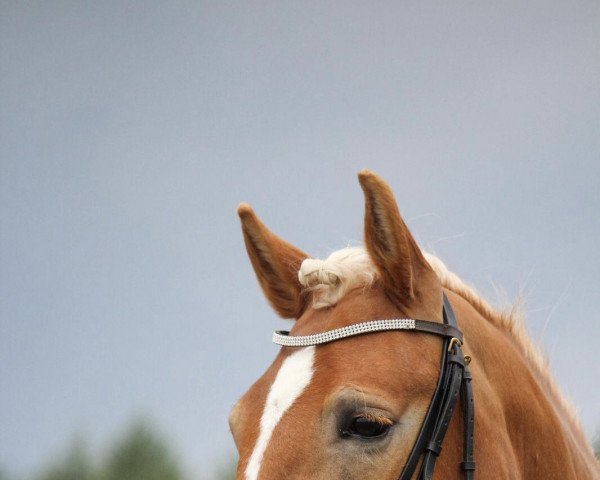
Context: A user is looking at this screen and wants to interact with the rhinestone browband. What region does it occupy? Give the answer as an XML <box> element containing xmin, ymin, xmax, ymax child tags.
<box><xmin>272</xmin><ymin>319</ymin><xmax>416</xmax><ymax>347</ymax></box>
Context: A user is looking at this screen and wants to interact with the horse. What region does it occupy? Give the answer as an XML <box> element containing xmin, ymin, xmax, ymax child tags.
<box><xmin>229</xmin><ymin>170</ymin><xmax>599</xmax><ymax>479</ymax></box>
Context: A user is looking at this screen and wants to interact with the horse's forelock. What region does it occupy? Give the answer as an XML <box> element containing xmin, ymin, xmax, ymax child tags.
<box><xmin>298</xmin><ymin>247</ymin><xmax>377</xmax><ymax>308</ymax></box>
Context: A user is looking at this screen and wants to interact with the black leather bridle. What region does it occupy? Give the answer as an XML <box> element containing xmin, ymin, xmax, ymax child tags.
<box><xmin>273</xmin><ymin>293</ymin><xmax>475</xmax><ymax>479</ymax></box>
<box><xmin>396</xmin><ymin>294</ymin><xmax>475</xmax><ymax>480</ymax></box>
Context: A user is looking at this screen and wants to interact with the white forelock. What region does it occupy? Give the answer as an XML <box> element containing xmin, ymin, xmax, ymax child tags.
<box><xmin>298</xmin><ymin>247</ymin><xmax>377</xmax><ymax>308</ymax></box>
<box><xmin>298</xmin><ymin>246</ymin><xmax>474</xmax><ymax>310</ymax></box>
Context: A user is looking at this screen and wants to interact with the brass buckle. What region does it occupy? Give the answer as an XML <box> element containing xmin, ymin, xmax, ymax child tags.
<box><xmin>448</xmin><ymin>337</ymin><xmax>463</xmax><ymax>352</ymax></box>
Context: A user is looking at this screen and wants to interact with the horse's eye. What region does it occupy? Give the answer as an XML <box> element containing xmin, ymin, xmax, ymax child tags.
<box><xmin>343</xmin><ymin>416</ymin><xmax>391</xmax><ymax>439</ymax></box>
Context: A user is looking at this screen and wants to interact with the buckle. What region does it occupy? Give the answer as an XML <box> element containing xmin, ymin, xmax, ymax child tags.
<box><xmin>448</xmin><ymin>337</ymin><xmax>462</xmax><ymax>352</ymax></box>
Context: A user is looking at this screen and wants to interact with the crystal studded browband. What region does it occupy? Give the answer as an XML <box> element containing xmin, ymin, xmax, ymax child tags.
<box><xmin>272</xmin><ymin>318</ymin><xmax>464</xmax><ymax>347</ymax></box>
<box><xmin>272</xmin><ymin>319</ymin><xmax>415</xmax><ymax>347</ymax></box>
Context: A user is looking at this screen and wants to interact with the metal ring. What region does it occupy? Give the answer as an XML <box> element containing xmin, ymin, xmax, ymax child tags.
<box><xmin>448</xmin><ymin>337</ymin><xmax>463</xmax><ymax>352</ymax></box>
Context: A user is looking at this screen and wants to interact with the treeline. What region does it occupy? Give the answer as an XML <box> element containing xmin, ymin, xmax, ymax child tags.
<box><xmin>3</xmin><ymin>423</ymin><xmax>597</xmax><ymax>479</ymax></box>
<box><xmin>1</xmin><ymin>421</ymin><xmax>235</xmax><ymax>480</ymax></box>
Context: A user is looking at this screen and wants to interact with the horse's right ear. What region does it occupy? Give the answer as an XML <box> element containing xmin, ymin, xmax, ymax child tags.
<box><xmin>237</xmin><ymin>203</ymin><xmax>309</xmax><ymax>319</ymax></box>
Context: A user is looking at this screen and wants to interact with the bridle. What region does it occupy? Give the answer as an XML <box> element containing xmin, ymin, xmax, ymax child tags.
<box><xmin>272</xmin><ymin>294</ymin><xmax>475</xmax><ymax>480</ymax></box>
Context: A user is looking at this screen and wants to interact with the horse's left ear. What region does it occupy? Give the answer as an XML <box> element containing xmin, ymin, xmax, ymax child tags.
<box><xmin>358</xmin><ymin>170</ymin><xmax>442</xmax><ymax>320</ymax></box>
<box><xmin>237</xmin><ymin>203</ymin><xmax>309</xmax><ymax>319</ymax></box>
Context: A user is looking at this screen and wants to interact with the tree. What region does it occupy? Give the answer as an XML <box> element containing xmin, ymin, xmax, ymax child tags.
<box><xmin>34</xmin><ymin>436</ymin><xmax>95</xmax><ymax>480</ymax></box>
<box><xmin>32</xmin><ymin>420</ymin><xmax>185</xmax><ymax>480</ymax></box>
<box><xmin>99</xmin><ymin>420</ymin><xmax>183</xmax><ymax>480</ymax></box>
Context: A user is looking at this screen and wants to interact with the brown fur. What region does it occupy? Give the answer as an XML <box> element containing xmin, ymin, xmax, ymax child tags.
<box><xmin>237</xmin><ymin>203</ymin><xmax>309</xmax><ymax>318</ymax></box>
<box><xmin>232</xmin><ymin>172</ymin><xmax>600</xmax><ymax>479</ymax></box>
<box><xmin>359</xmin><ymin>170</ymin><xmax>442</xmax><ymax>321</ymax></box>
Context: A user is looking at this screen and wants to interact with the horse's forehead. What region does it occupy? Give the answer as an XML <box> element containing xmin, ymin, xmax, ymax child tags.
<box><xmin>292</xmin><ymin>285</ymin><xmax>404</xmax><ymax>336</ymax></box>
<box><xmin>235</xmin><ymin>287</ymin><xmax>437</xmax><ymax>478</ymax></box>
<box><xmin>240</xmin><ymin>286</ymin><xmax>412</xmax><ymax>419</ymax></box>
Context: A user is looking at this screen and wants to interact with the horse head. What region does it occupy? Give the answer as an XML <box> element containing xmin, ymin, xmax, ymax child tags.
<box><xmin>230</xmin><ymin>171</ymin><xmax>456</xmax><ymax>479</ymax></box>
<box><xmin>229</xmin><ymin>170</ymin><xmax>600</xmax><ymax>480</ymax></box>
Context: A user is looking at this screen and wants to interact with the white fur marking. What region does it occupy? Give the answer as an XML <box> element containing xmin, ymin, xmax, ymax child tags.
<box><xmin>245</xmin><ymin>346</ymin><xmax>315</xmax><ymax>480</ymax></box>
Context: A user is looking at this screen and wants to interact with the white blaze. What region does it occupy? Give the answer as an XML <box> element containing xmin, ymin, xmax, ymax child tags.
<box><xmin>245</xmin><ymin>346</ymin><xmax>316</xmax><ymax>480</ymax></box>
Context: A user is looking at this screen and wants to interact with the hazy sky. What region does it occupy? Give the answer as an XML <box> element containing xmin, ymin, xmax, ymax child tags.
<box><xmin>1</xmin><ymin>2</ymin><xmax>599</xmax><ymax>478</ymax></box>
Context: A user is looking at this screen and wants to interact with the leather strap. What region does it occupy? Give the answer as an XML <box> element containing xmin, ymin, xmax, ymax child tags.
<box><xmin>397</xmin><ymin>335</ymin><xmax>449</xmax><ymax>480</ymax></box>
<box><xmin>418</xmin><ymin>347</ymin><xmax>464</xmax><ymax>479</ymax></box>
<box><xmin>397</xmin><ymin>294</ymin><xmax>475</xmax><ymax>480</ymax></box>
<box><xmin>461</xmin><ymin>365</ymin><xmax>475</xmax><ymax>479</ymax></box>
<box><xmin>413</xmin><ymin>320</ymin><xmax>464</xmax><ymax>343</ymax></box>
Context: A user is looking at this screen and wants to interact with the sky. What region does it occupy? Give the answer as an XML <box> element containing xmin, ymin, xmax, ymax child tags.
<box><xmin>1</xmin><ymin>1</ymin><xmax>599</xmax><ymax>478</ymax></box>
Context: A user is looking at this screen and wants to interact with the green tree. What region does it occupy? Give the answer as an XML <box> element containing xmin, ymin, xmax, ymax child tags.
<box><xmin>99</xmin><ymin>421</ymin><xmax>183</xmax><ymax>480</ymax></box>
<box><xmin>34</xmin><ymin>437</ymin><xmax>95</xmax><ymax>480</ymax></box>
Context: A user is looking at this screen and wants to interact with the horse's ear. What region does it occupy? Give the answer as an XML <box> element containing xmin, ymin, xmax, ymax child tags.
<box><xmin>237</xmin><ymin>203</ymin><xmax>308</xmax><ymax>319</ymax></box>
<box><xmin>357</xmin><ymin>170</ymin><xmax>441</xmax><ymax>319</ymax></box>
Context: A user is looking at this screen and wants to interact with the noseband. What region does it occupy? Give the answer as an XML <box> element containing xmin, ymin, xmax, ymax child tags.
<box><xmin>272</xmin><ymin>294</ymin><xmax>475</xmax><ymax>480</ymax></box>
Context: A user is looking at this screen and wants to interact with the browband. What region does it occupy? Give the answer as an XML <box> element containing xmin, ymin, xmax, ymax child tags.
<box><xmin>273</xmin><ymin>318</ymin><xmax>463</xmax><ymax>347</ymax></box>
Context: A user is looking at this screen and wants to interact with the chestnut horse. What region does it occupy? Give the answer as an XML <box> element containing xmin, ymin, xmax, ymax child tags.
<box><xmin>230</xmin><ymin>170</ymin><xmax>599</xmax><ymax>479</ymax></box>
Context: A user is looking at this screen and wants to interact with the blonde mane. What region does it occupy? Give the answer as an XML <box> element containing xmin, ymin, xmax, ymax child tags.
<box><xmin>298</xmin><ymin>246</ymin><xmax>587</xmax><ymax>446</ymax></box>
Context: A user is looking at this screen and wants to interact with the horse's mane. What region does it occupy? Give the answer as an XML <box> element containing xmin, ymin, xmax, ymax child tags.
<box><xmin>298</xmin><ymin>246</ymin><xmax>587</xmax><ymax>446</ymax></box>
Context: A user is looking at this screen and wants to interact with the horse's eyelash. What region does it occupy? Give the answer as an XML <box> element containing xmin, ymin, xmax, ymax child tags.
<box><xmin>355</xmin><ymin>413</ymin><xmax>393</xmax><ymax>426</ymax></box>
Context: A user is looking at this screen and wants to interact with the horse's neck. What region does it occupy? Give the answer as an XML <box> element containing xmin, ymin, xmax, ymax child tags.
<box><xmin>444</xmin><ymin>291</ymin><xmax>599</xmax><ymax>480</ymax></box>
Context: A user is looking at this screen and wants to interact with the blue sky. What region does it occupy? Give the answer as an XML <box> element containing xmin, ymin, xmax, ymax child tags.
<box><xmin>1</xmin><ymin>2</ymin><xmax>599</xmax><ymax>478</ymax></box>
